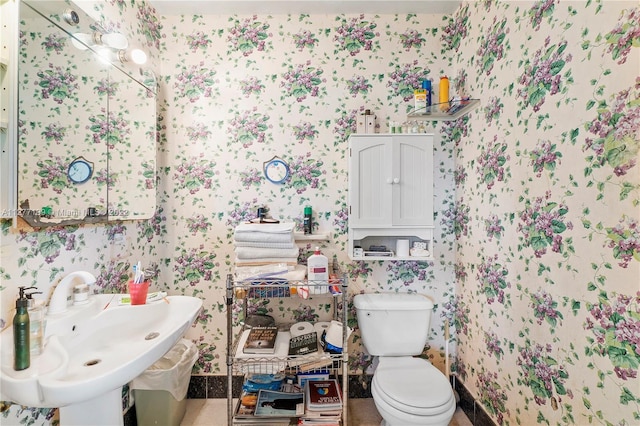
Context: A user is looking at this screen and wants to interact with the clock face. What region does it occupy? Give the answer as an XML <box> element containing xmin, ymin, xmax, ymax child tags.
<box><xmin>264</xmin><ymin>158</ymin><xmax>289</xmax><ymax>184</ymax></box>
<box><xmin>67</xmin><ymin>157</ymin><xmax>93</xmax><ymax>184</ymax></box>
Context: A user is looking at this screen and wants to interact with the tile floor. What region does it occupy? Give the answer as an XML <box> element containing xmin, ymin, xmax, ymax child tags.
<box><xmin>181</xmin><ymin>398</ymin><xmax>473</xmax><ymax>425</ymax></box>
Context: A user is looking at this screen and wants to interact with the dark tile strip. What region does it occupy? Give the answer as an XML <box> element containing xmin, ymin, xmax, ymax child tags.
<box><xmin>454</xmin><ymin>377</ymin><xmax>476</xmax><ymax>423</ymax></box>
<box><xmin>123</xmin><ymin>406</ymin><xmax>137</xmax><ymax>426</ymax></box>
<box><xmin>187</xmin><ymin>375</ymin><xmax>208</xmax><ymax>399</ymax></box>
<box><xmin>454</xmin><ymin>377</ymin><xmax>497</xmax><ymax>426</ymax></box>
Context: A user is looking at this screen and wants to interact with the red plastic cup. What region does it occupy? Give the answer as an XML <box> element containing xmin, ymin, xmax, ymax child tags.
<box><xmin>129</xmin><ymin>280</ymin><xmax>150</xmax><ymax>305</ymax></box>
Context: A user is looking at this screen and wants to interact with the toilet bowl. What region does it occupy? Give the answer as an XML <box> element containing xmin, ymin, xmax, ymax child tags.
<box><xmin>371</xmin><ymin>357</ymin><xmax>456</xmax><ymax>426</ymax></box>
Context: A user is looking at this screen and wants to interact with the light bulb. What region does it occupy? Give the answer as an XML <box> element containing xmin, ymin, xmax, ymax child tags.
<box><xmin>100</xmin><ymin>32</ymin><xmax>128</xmax><ymax>50</ymax></box>
<box><xmin>118</xmin><ymin>48</ymin><xmax>148</xmax><ymax>65</ymax></box>
<box><xmin>130</xmin><ymin>49</ymin><xmax>147</xmax><ymax>65</ymax></box>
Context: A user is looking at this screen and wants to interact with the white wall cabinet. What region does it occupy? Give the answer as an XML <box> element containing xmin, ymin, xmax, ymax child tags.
<box><xmin>348</xmin><ymin>134</ymin><xmax>434</xmax><ymax>261</ymax></box>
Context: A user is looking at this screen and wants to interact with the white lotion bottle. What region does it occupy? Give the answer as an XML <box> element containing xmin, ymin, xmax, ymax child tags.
<box><xmin>307</xmin><ymin>247</ymin><xmax>329</xmax><ymax>294</ymax></box>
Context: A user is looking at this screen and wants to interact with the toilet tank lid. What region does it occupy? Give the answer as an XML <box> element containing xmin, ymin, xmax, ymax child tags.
<box><xmin>354</xmin><ymin>293</ymin><xmax>434</xmax><ymax>310</ymax></box>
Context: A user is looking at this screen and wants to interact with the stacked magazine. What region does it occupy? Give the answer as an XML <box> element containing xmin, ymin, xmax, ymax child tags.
<box><xmin>299</xmin><ymin>379</ymin><xmax>342</xmax><ymax>425</ymax></box>
<box><xmin>234</xmin><ymin>389</ymin><xmax>304</xmax><ymax>425</ymax></box>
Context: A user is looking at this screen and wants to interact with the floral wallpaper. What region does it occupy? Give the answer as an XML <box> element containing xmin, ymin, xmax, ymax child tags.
<box><xmin>1</xmin><ymin>1</ymin><xmax>638</xmax><ymax>426</ymax></box>
<box><xmin>450</xmin><ymin>1</ymin><xmax>639</xmax><ymax>425</ymax></box>
<box><xmin>157</xmin><ymin>10</ymin><xmax>456</xmax><ymax>382</ymax></box>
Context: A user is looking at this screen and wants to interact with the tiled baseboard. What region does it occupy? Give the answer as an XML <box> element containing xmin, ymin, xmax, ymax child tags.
<box><xmin>453</xmin><ymin>377</ymin><xmax>496</xmax><ymax>426</ymax></box>
<box><xmin>187</xmin><ymin>373</ymin><xmax>496</xmax><ymax>426</ymax></box>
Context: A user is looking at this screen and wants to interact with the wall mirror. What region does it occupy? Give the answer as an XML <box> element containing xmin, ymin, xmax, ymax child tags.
<box><xmin>16</xmin><ymin>0</ymin><xmax>156</xmax><ymax>228</ymax></box>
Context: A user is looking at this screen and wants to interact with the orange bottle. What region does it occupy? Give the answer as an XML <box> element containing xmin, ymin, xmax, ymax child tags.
<box><xmin>439</xmin><ymin>76</ymin><xmax>449</xmax><ymax>111</ymax></box>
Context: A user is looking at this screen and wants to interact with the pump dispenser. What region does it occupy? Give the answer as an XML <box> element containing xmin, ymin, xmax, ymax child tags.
<box><xmin>13</xmin><ymin>287</ymin><xmax>30</xmax><ymax>370</ymax></box>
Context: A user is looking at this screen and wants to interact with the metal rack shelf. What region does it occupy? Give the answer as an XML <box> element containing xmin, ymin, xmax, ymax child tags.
<box><xmin>226</xmin><ymin>271</ymin><xmax>349</xmax><ymax>425</ymax></box>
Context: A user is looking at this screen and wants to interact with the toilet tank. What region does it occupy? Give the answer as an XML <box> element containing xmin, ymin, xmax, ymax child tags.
<box><xmin>354</xmin><ymin>293</ymin><xmax>434</xmax><ymax>356</ymax></box>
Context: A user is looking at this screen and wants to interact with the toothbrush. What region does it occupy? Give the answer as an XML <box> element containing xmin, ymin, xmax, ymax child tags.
<box><xmin>134</xmin><ymin>261</ymin><xmax>143</xmax><ymax>283</ymax></box>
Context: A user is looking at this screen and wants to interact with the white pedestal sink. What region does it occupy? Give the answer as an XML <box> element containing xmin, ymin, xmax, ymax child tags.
<box><xmin>59</xmin><ymin>388</ymin><xmax>123</xmax><ymax>425</ymax></box>
<box><xmin>0</xmin><ymin>293</ymin><xmax>202</xmax><ymax>425</ymax></box>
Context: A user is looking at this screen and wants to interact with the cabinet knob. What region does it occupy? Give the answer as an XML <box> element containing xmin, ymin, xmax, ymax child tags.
<box><xmin>393</xmin><ymin>178</ymin><xmax>400</xmax><ymax>184</ymax></box>
<box><xmin>386</xmin><ymin>178</ymin><xmax>393</xmax><ymax>184</ymax></box>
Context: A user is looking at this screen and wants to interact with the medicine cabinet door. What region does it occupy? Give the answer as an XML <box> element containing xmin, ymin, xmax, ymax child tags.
<box><xmin>349</xmin><ymin>135</ymin><xmax>394</xmax><ymax>227</ymax></box>
<box><xmin>391</xmin><ymin>135</ymin><xmax>433</xmax><ymax>226</ymax></box>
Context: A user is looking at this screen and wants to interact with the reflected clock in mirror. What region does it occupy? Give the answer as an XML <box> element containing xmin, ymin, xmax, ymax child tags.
<box><xmin>67</xmin><ymin>157</ymin><xmax>93</xmax><ymax>184</ymax></box>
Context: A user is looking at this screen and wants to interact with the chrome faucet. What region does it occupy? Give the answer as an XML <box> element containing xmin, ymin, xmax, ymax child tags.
<box><xmin>47</xmin><ymin>271</ymin><xmax>96</xmax><ymax>315</ymax></box>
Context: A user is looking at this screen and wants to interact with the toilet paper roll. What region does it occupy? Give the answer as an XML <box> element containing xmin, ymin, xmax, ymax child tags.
<box><xmin>314</xmin><ymin>321</ymin><xmax>330</xmax><ymax>336</ymax></box>
<box><xmin>290</xmin><ymin>321</ymin><xmax>314</xmax><ymax>337</ymax></box>
<box><xmin>396</xmin><ymin>239</ymin><xmax>410</xmax><ymax>257</ymax></box>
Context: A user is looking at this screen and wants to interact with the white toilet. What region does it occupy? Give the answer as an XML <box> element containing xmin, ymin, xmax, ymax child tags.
<box><xmin>354</xmin><ymin>293</ymin><xmax>456</xmax><ymax>426</ymax></box>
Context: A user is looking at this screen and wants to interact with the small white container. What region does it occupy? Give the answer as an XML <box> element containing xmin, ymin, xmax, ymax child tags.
<box><xmin>365</xmin><ymin>113</ymin><xmax>376</xmax><ymax>134</ymax></box>
<box><xmin>357</xmin><ymin>110</ymin><xmax>376</xmax><ymax>134</ymax></box>
<box><xmin>396</xmin><ymin>239</ymin><xmax>410</xmax><ymax>257</ymax></box>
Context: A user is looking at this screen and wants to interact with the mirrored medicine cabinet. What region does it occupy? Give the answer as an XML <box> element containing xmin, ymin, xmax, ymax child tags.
<box><xmin>4</xmin><ymin>0</ymin><xmax>156</xmax><ymax>228</ymax></box>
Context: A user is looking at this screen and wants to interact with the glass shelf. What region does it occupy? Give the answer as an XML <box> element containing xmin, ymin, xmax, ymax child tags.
<box><xmin>407</xmin><ymin>98</ymin><xmax>480</xmax><ymax>122</ymax></box>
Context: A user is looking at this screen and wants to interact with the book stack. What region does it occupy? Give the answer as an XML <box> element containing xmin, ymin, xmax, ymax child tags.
<box><xmin>288</xmin><ymin>331</ymin><xmax>318</xmax><ymax>356</ymax></box>
<box><xmin>243</xmin><ymin>326</ymin><xmax>279</xmax><ymax>354</ymax></box>
<box><xmin>299</xmin><ymin>379</ymin><xmax>343</xmax><ymax>425</ymax></box>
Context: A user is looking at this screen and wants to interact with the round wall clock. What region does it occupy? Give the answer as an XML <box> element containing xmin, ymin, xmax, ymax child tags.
<box><xmin>67</xmin><ymin>156</ymin><xmax>93</xmax><ymax>184</ymax></box>
<box><xmin>263</xmin><ymin>156</ymin><xmax>290</xmax><ymax>184</ymax></box>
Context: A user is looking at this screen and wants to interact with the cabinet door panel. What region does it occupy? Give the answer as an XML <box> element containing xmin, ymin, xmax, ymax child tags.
<box><xmin>393</xmin><ymin>137</ymin><xmax>433</xmax><ymax>226</ymax></box>
<box><xmin>349</xmin><ymin>136</ymin><xmax>393</xmax><ymax>226</ymax></box>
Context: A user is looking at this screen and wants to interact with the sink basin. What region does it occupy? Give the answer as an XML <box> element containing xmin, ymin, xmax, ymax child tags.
<box><xmin>0</xmin><ymin>294</ymin><xmax>202</xmax><ymax>423</ymax></box>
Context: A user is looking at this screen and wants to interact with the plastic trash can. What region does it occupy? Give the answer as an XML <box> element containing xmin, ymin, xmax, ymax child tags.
<box><xmin>131</xmin><ymin>339</ymin><xmax>199</xmax><ymax>426</ymax></box>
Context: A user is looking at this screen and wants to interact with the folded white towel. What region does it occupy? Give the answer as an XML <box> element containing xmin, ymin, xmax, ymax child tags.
<box><xmin>235</xmin><ymin>246</ymin><xmax>300</xmax><ymax>260</ymax></box>
<box><xmin>234</xmin><ymin>231</ymin><xmax>294</xmax><ymax>244</ymax></box>
<box><xmin>234</xmin><ymin>240</ymin><xmax>296</xmax><ymax>249</ymax></box>
<box><xmin>234</xmin><ymin>257</ymin><xmax>299</xmax><ymax>266</ymax></box>
<box><xmin>234</xmin><ymin>222</ymin><xmax>295</xmax><ymax>234</ymax></box>
<box><xmin>235</xmin><ymin>265</ymin><xmax>307</xmax><ymax>282</ymax></box>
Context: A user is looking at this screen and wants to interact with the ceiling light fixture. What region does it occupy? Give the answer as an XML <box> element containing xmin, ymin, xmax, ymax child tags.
<box><xmin>118</xmin><ymin>48</ymin><xmax>148</xmax><ymax>65</ymax></box>
<box><xmin>93</xmin><ymin>32</ymin><xmax>128</xmax><ymax>50</ymax></box>
<box><xmin>71</xmin><ymin>31</ymin><xmax>129</xmax><ymax>52</ymax></box>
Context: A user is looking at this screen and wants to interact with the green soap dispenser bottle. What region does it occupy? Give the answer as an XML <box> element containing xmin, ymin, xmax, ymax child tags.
<box><xmin>13</xmin><ymin>286</ymin><xmax>30</xmax><ymax>371</ymax></box>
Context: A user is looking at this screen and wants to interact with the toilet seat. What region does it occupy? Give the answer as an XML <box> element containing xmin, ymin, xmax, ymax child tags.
<box><xmin>373</xmin><ymin>357</ymin><xmax>455</xmax><ymax>416</ymax></box>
